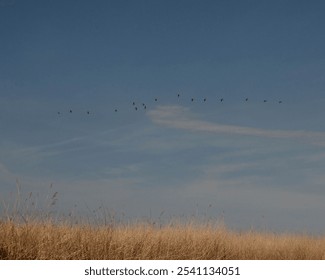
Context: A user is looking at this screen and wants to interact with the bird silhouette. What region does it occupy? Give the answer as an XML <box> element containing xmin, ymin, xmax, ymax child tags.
<box><xmin>53</xmin><ymin>95</ymin><xmax>286</xmax><ymax>121</ymax></box>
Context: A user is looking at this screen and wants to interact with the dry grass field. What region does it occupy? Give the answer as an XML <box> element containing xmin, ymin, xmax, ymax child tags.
<box><xmin>1</xmin><ymin>220</ymin><xmax>325</xmax><ymax>260</ymax></box>
<box><xmin>1</xmin><ymin>187</ymin><xmax>325</xmax><ymax>260</ymax></box>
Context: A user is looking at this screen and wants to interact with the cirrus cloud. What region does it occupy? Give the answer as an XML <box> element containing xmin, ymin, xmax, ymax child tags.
<box><xmin>147</xmin><ymin>105</ymin><xmax>325</xmax><ymax>146</ymax></box>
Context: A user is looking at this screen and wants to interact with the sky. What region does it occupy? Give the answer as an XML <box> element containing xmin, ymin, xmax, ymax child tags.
<box><xmin>1</xmin><ymin>0</ymin><xmax>325</xmax><ymax>233</ymax></box>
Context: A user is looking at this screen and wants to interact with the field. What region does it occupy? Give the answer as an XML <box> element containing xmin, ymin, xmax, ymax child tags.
<box><xmin>1</xmin><ymin>219</ymin><xmax>325</xmax><ymax>260</ymax></box>
<box><xmin>1</xmin><ymin>188</ymin><xmax>325</xmax><ymax>260</ymax></box>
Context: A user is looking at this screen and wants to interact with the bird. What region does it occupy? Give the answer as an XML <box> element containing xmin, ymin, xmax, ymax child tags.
<box><xmin>220</xmin><ymin>98</ymin><xmax>224</xmax><ymax>102</ymax></box>
<box><xmin>278</xmin><ymin>100</ymin><xmax>282</xmax><ymax>104</ymax></box>
<box><xmin>144</xmin><ymin>105</ymin><xmax>147</xmax><ymax>110</ymax></box>
<box><xmin>57</xmin><ymin>111</ymin><xmax>60</xmax><ymax>115</ymax></box>
<box><xmin>155</xmin><ymin>98</ymin><xmax>158</xmax><ymax>102</ymax></box>
<box><xmin>69</xmin><ymin>109</ymin><xmax>72</xmax><ymax>113</ymax></box>
<box><xmin>263</xmin><ymin>100</ymin><xmax>267</xmax><ymax>103</ymax></box>
<box><xmin>191</xmin><ymin>98</ymin><xmax>194</xmax><ymax>102</ymax></box>
<box><xmin>115</xmin><ymin>109</ymin><xmax>118</xmax><ymax>112</ymax></box>
<box><xmin>245</xmin><ymin>98</ymin><xmax>248</xmax><ymax>101</ymax></box>
<box><xmin>135</xmin><ymin>107</ymin><xmax>138</xmax><ymax>111</ymax></box>
<box><xmin>203</xmin><ymin>98</ymin><xmax>207</xmax><ymax>102</ymax></box>
<box><xmin>177</xmin><ymin>93</ymin><xmax>180</xmax><ymax>98</ymax></box>
<box><xmin>87</xmin><ymin>111</ymin><xmax>90</xmax><ymax>115</ymax></box>
<box><xmin>132</xmin><ymin>102</ymin><xmax>136</xmax><ymax>106</ymax></box>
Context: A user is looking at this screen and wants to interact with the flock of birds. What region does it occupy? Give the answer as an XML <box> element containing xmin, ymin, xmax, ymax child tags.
<box><xmin>56</xmin><ymin>94</ymin><xmax>283</xmax><ymax>116</ymax></box>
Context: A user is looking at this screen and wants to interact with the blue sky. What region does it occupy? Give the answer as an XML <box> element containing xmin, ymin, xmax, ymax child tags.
<box><xmin>1</xmin><ymin>0</ymin><xmax>325</xmax><ymax>233</ymax></box>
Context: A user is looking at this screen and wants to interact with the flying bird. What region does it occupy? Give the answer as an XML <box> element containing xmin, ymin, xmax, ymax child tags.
<box><xmin>69</xmin><ymin>109</ymin><xmax>72</xmax><ymax>113</ymax></box>
<box><xmin>278</xmin><ymin>100</ymin><xmax>282</xmax><ymax>104</ymax></box>
<box><xmin>220</xmin><ymin>98</ymin><xmax>224</xmax><ymax>102</ymax></box>
<box><xmin>177</xmin><ymin>94</ymin><xmax>180</xmax><ymax>98</ymax></box>
<box><xmin>245</xmin><ymin>98</ymin><xmax>248</xmax><ymax>101</ymax></box>
<box><xmin>115</xmin><ymin>109</ymin><xmax>118</xmax><ymax>112</ymax></box>
<box><xmin>263</xmin><ymin>100</ymin><xmax>267</xmax><ymax>103</ymax></box>
<box><xmin>203</xmin><ymin>98</ymin><xmax>207</xmax><ymax>102</ymax></box>
<box><xmin>155</xmin><ymin>98</ymin><xmax>158</xmax><ymax>102</ymax></box>
<box><xmin>191</xmin><ymin>98</ymin><xmax>194</xmax><ymax>102</ymax></box>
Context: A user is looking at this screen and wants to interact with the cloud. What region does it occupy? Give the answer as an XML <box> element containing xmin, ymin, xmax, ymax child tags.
<box><xmin>147</xmin><ymin>105</ymin><xmax>325</xmax><ymax>146</ymax></box>
<box><xmin>3</xmin><ymin>136</ymin><xmax>90</xmax><ymax>169</ymax></box>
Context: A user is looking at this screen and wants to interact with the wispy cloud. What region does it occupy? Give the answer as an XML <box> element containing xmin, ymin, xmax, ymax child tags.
<box><xmin>6</xmin><ymin>136</ymin><xmax>90</xmax><ymax>164</ymax></box>
<box><xmin>147</xmin><ymin>105</ymin><xmax>325</xmax><ymax>146</ymax></box>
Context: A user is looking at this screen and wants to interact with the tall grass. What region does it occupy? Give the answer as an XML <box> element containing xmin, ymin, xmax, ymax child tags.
<box><xmin>1</xmin><ymin>185</ymin><xmax>325</xmax><ymax>260</ymax></box>
<box><xmin>2</xmin><ymin>221</ymin><xmax>325</xmax><ymax>259</ymax></box>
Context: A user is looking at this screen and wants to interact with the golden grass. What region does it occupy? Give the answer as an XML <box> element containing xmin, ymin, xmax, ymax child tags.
<box><xmin>1</xmin><ymin>220</ymin><xmax>325</xmax><ymax>260</ymax></box>
<box><xmin>1</xmin><ymin>185</ymin><xmax>325</xmax><ymax>260</ymax></box>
